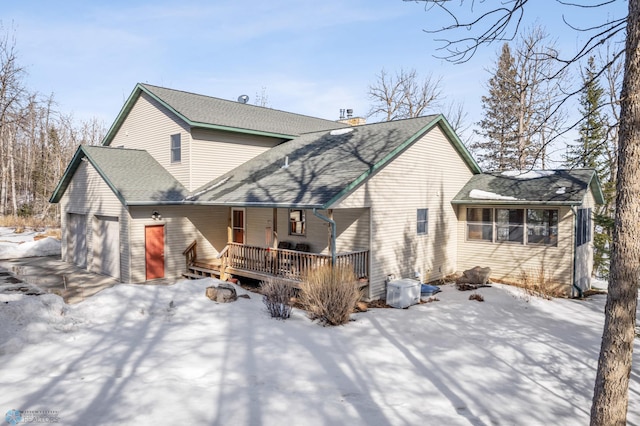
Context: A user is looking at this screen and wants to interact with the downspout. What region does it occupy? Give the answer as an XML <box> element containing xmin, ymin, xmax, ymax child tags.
<box><xmin>570</xmin><ymin>206</ymin><xmax>583</xmax><ymax>298</ymax></box>
<box><xmin>313</xmin><ymin>208</ymin><xmax>336</xmax><ymax>265</ymax></box>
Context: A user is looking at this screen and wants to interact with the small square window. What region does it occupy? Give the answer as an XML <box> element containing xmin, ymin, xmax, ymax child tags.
<box><xmin>171</xmin><ymin>134</ymin><xmax>181</xmax><ymax>163</ymax></box>
<box><xmin>289</xmin><ymin>209</ymin><xmax>305</xmax><ymax>236</ymax></box>
<box><xmin>417</xmin><ymin>208</ymin><xmax>428</xmax><ymax>235</ymax></box>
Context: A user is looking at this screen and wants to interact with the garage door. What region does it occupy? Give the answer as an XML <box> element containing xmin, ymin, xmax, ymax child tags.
<box><xmin>92</xmin><ymin>216</ymin><xmax>120</xmax><ymax>279</ymax></box>
<box><xmin>67</xmin><ymin>213</ymin><xmax>87</xmax><ymax>268</ymax></box>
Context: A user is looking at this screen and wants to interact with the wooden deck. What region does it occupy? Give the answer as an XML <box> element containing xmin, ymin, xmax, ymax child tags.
<box><xmin>183</xmin><ymin>242</ymin><xmax>369</xmax><ymax>287</ymax></box>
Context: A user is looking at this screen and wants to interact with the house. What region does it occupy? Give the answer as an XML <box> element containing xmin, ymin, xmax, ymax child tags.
<box><xmin>50</xmin><ymin>83</ymin><xmax>603</xmax><ymax>299</ymax></box>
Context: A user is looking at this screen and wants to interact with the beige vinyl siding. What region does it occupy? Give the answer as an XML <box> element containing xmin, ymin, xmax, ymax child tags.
<box><xmin>333</xmin><ymin>209</ymin><xmax>370</xmax><ymax>253</ymax></box>
<box><xmin>110</xmin><ymin>92</ymin><xmax>191</xmax><ymax>189</ymax></box>
<box><xmin>456</xmin><ymin>205</ymin><xmax>574</xmax><ymax>291</ymax></box>
<box><xmin>190</xmin><ymin>129</ymin><xmax>283</xmax><ymax>189</ymax></box>
<box><xmin>59</xmin><ymin>161</ymin><xmax>130</xmax><ymax>282</ymax></box>
<box><xmin>574</xmin><ymin>190</ymin><xmax>596</xmax><ymax>292</ymax></box>
<box><xmin>128</xmin><ymin>205</ymin><xmax>228</xmax><ymax>283</ymax></box>
<box><xmin>245</xmin><ymin>208</ymin><xmax>274</xmax><ymax>247</ymax></box>
<box><xmin>334</xmin><ymin>125</ymin><xmax>474</xmax><ymax>299</ymax></box>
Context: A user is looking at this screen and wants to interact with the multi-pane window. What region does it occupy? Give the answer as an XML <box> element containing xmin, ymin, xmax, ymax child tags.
<box><xmin>467</xmin><ymin>208</ymin><xmax>493</xmax><ymax>241</ymax></box>
<box><xmin>417</xmin><ymin>209</ymin><xmax>429</xmax><ymax>235</ymax></box>
<box><xmin>171</xmin><ymin>134</ymin><xmax>181</xmax><ymax>163</ymax></box>
<box><xmin>496</xmin><ymin>209</ymin><xmax>524</xmax><ymax>243</ymax></box>
<box><xmin>289</xmin><ymin>209</ymin><xmax>306</xmax><ymax>236</ymax></box>
<box><xmin>527</xmin><ymin>209</ymin><xmax>559</xmax><ymax>246</ymax></box>
<box><xmin>467</xmin><ymin>207</ymin><xmax>559</xmax><ymax>246</ymax></box>
<box><xmin>576</xmin><ymin>208</ymin><xmax>592</xmax><ymax>246</ymax></box>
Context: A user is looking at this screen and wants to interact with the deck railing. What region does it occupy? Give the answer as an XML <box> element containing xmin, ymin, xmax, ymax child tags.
<box><xmin>223</xmin><ymin>242</ymin><xmax>368</xmax><ymax>281</ymax></box>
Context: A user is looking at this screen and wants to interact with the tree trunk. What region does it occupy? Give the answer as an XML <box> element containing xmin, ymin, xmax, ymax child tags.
<box><xmin>590</xmin><ymin>1</ymin><xmax>640</xmax><ymax>424</ymax></box>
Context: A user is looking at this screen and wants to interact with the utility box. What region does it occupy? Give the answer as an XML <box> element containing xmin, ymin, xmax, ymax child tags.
<box><xmin>386</xmin><ymin>278</ymin><xmax>421</xmax><ymax>308</ymax></box>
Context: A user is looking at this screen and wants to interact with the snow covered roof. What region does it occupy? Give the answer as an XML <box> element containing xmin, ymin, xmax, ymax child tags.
<box><xmin>452</xmin><ymin>169</ymin><xmax>605</xmax><ymax>206</ymax></box>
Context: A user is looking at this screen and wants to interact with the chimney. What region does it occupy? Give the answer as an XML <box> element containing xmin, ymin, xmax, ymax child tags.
<box><xmin>337</xmin><ymin>108</ymin><xmax>366</xmax><ymax>126</ymax></box>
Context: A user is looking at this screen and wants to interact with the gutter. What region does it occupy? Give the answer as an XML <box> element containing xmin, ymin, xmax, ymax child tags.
<box><xmin>312</xmin><ymin>208</ymin><xmax>336</xmax><ymax>265</ymax></box>
<box><xmin>570</xmin><ymin>206</ymin><xmax>584</xmax><ymax>298</ymax></box>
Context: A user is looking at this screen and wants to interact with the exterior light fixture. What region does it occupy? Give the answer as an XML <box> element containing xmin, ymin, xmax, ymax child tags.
<box><xmin>151</xmin><ymin>211</ymin><xmax>162</xmax><ymax>220</ymax></box>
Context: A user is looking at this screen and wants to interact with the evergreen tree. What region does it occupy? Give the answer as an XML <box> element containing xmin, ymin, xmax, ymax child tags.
<box><xmin>565</xmin><ymin>56</ymin><xmax>612</xmax><ymax>277</ymax></box>
<box><xmin>565</xmin><ymin>56</ymin><xmax>608</xmax><ymax>171</ymax></box>
<box><xmin>473</xmin><ymin>43</ymin><xmax>519</xmax><ymax>171</ymax></box>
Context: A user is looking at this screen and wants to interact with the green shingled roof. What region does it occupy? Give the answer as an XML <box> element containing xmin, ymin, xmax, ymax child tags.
<box><xmin>50</xmin><ymin>145</ymin><xmax>188</xmax><ymax>205</ymax></box>
<box><xmin>103</xmin><ymin>84</ymin><xmax>345</xmax><ymax>145</ymax></box>
<box><xmin>189</xmin><ymin>115</ymin><xmax>481</xmax><ymax>208</ymax></box>
<box><xmin>452</xmin><ymin>169</ymin><xmax>605</xmax><ymax>206</ymax></box>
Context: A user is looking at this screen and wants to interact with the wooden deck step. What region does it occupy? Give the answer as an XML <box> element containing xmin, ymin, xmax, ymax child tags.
<box><xmin>183</xmin><ymin>272</ymin><xmax>211</xmax><ymax>280</ymax></box>
<box><xmin>189</xmin><ymin>265</ymin><xmax>221</xmax><ymax>275</ymax></box>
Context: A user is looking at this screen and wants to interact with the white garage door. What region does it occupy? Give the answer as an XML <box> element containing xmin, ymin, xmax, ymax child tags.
<box><xmin>92</xmin><ymin>216</ymin><xmax>120</xmax><ymax>279</ymax></box>
<box><xmin>67</xmin><ymin>213</ymin><xmax>87</xmax><ymax>268</ymax></box>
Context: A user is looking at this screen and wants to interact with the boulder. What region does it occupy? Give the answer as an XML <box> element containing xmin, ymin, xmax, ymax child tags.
<box><xmin>205</xmin><ymin>283</ymin><xmax>238</xmax><ymax>303</ymax></box>
<box><xmin>456</xmin><ymin>266</ymin><xmax>492</xmax><ymax>286</ymax></box>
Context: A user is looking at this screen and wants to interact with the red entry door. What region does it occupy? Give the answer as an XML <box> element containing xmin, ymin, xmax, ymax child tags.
<box><xmin>145</xmin><ymin>225</ymin><xmax>165</xmax><ymax>280</ymax></box>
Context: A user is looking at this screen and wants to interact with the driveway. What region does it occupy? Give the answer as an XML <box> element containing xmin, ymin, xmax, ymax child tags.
<box><xmin>0</xmin><ymin>256</ymin><xmax>122</xmax><ymax>304</ymax></box>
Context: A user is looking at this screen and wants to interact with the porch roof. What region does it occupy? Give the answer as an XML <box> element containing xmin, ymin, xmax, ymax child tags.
<box><xmin>189</xmin><ymin>115</ymin><xmax>481</xmax><ymax>208</ymax></box>
<box><xmin>451</xmin><ymin>169</ymin><xmax>605</xmax><ymax>206</ymax></box>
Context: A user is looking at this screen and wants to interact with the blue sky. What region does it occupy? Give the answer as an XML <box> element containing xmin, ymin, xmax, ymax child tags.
<box><xmin>3</xmin><ymin>0</ymin><xmax>628</xmax><ymax>153</ymax></box>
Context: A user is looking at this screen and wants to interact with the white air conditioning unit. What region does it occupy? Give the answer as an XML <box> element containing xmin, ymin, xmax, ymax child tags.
<box><xmin>386</xmin><ymin>278</ymin><xmax>421</xmax><ymax>308</ymax></box>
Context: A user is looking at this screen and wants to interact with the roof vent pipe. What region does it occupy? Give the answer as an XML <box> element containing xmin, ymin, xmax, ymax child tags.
<box><xmin>281</xmin><ymin>156</ymin><xmax>289</xmax><ymax>169</ymax></box>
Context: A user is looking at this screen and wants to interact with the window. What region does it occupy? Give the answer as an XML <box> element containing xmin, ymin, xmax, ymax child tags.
<box><xmin>467</xmin><ymin>208</ymin><xmax>493</xmax><ymax>241</ymax></box>
<box><xmin>527</xmin><ymin>209</ymin><xmax>558</xmax><ymax>246</ymax></box>
<box><xmin>289</xmin><ymin>209</ymin><xmax>305</xmax><ymax>236</ymax></box>
<box><xmin>232</xmin><ymin>208</ymin><xmax>245</xmax><ymax>243</ymax></box>
<box><xmin>171</xmin><ymin>134</ymin><xmax>181</xmax><ymax>163</ymax></box>
<box><xmin>576</xmin><ymin>208</ymin><xmax>592</xmax><ymax>246</ymax></box>
<box><xmin>466</xmin><ymin>207</ymin><xmax>559</xmax><ymax>246</ymax></box>
<box><xmin>417</xmin><ymin>209</ymin><xmax>428</xmax><ymax>235</ymax></box>
<box><xmin>496</xmin><ymin>209</ymin><xmax>524</xmax><ymax>243</ymax></box>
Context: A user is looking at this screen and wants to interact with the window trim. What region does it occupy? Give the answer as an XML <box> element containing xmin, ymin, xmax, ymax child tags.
<box><xmin>417</xmin><ymin>208</ymin><xmax>429</xmax><ymax>235</ymax></box>
<box><xmin>170</xmin><ymin>133</ymin><xmax>181</xmax><ymax>163</ymax></box>
<box><xmin>576</xmin><ymin>207</ymin><xmax>592</xmax><ymax>247</ymax></box>
<box><xmin>288</xmin><ymin>209</ymin><xmax>306</xmax><ymax>236</ymax></box>
<box><xmin>465</xmin><ymin>207</ymin><xmax>559</xmax><ymax>247</ymax></box>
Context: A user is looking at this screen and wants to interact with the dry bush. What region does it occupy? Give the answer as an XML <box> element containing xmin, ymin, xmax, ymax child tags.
<box><xmin>0</xmin><ymin>215</ymin><xmax>60</xmax><ymax>230</ymax></box>
<box><xmin>469</xmin><ymin>293</ymin><xmax>484</xmax><ymax>302</ymax></box>
<box><xmin>298</xmin><ymin>265</ymin><xmax>362</xmax><ymax>326</ymax></box>
<box><xmin>516</xmin><ymin>265</ymin><xmax>566</xmax><ymax>300</ymax></box>
<box><xmin>261</xmin><ymin>277</ymin><xmax>296</xmax><ymax>320</ymax></box>
<box><xmin>35</xmin><ymin>228</ymin><xmax>61</xmax><ymax>240</ymax></box>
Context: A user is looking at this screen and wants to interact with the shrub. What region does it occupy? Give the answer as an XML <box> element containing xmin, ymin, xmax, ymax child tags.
<box><xmin>261</xmin><ymin>277</ymin><xmax>296</xmax><ymax>320</ymax></box>
<box><xmin>469</xmin><ymin>293</ymin><xmax>484</xmax><ymax>302</ymax></box>
<box><xmin>298</xmin><ymin>265</ymin><xmax>362</xmax><ymax>326</ymax></box>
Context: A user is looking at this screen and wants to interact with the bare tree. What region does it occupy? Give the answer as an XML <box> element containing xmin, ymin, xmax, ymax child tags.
<box><xmin>368</xmin><ymin>68</ymin><xmax>443</xmax><ymax>121</ymax></box>
<box><xmin>405</xmin><ymin>1</ymin><xmax>636</xmax><ymax>424</ymax></box>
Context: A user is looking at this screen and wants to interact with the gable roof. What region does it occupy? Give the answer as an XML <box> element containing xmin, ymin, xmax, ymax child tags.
<box><xmin>49</xmin><ymin>145</ymin><xmax>188</xmax><ymax>205</ymax></box>
<box><xmin>188</xmin><ymin>115</ymin><xmax>481</xmax><ymax>209</ymax></box>
<box><xmin>103</xmin><ymin>83</ymin><xmax>345</xmax><ymax>145</ymax></box>
<box><xmin>452</xmin><ymin>169</ymin><xmax>605</xmax><ymax>206</ymax></box>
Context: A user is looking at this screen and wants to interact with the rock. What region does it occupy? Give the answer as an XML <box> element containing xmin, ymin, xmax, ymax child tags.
<box><xmin>205</xmin><ymin>283</ymin><xmax>238</xmax><ymax>303</ymax></box>
<box><xmin>205</xmin><ymin>286</ymin><xmax>218</xmax><ymax>301</ymax></box>
<box><xmin>456</xmin><ymin>266</ymin><xmax>492</xmax><ymax>286</ymax></box>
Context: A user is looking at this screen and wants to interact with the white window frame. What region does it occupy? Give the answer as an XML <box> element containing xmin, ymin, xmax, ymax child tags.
<box><xmin>289</xmin><ymin>209</ymin><xmax>306</xmax><ymax>236</ymax></box>
<box><xmin>417</xmin><ymin>208</ymin><xmax>428</xmax><ymax>235</ymax></box>
<box><xmin>171</xmin><ymin>133</ymin><xmax>181</xmax><ymax>163</ymax></box>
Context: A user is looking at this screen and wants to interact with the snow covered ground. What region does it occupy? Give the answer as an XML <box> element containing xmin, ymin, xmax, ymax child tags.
<box><xmin>0</xmin><ymin>227</ymin><xmax>61</xmax><ymax>259</ymax></box>
<box><xmin>0</xmin><ymin>227</ymin><xmax>637</xmax><ymax>425</ymax></box>
<box><xmin>1</xmin><ymin>276</ymin><xmax>639</xmax><ymax>425</ymax></box>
